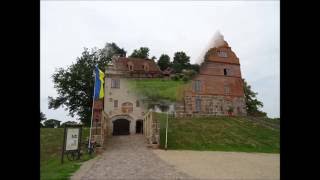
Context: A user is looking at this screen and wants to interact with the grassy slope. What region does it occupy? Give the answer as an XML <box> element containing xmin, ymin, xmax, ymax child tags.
<box><xmin>157</xmin><ymin>113</ymin><xmax>280</xmax><ymax>153</ymax></box>
<box><xmin>128</xmin><ymin>79</ymin><xmax>187</xmax><ymax>102</ymax></box>
<box><xmin>40</xmin><ymin>128</ymin><xmax>95</xmax><ymax>180</ymax></box>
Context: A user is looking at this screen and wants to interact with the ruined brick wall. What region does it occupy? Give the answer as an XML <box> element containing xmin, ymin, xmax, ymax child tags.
<box><xmin>179</xmin><ymin>39</ymin><xmax>247</xmax><ymax>117</ymax></box>
<box><xmin>182</xmin><ymin>95</ymin><xmax>246</xmax><ymax>117</ymax></box>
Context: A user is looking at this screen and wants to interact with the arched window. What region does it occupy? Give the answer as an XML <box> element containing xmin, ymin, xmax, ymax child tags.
<box><xmin>121</xmin><ymin>102</ymin><xmax>133</xmax><ymax>113</ymax></box>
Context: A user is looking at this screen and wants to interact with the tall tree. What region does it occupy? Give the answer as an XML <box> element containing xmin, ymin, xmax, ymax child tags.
<box><xmin>187</xmin><ymin>63</ymin><xmax>200</xmax><ymax>73</ymax></box>
<box><xmin>243</xmin><ymin>79</ymin><xmax>267</xmax><ymax>117</ymax></box>
<box><xmin>61</xmin><ymin>121</ymin><xmax>78</xmax><ymax>127</ymax></box>
<box><xmin>157</xmin><ymin>54</ymin><xmax>171</xmax><ymax>71</ymax></box>
<box><xmin>40</xmin><ymin>111</ymin><xmax>46</xmax><ymax>128</ymax></box>
<box><xmin>129</xmin><ymin>47</ymin><xmax>150</xmax><ymax>59</ymax></box>
<box><xmin>48</xmin><ymin>44</ymin><xmax>125</xmax><ymax>126</ymax></box>
<box><xmin>40</xmin><ymin>111</ymin><xmax>46</xmax><ymax>122</ymax></box>
<box><xmin>99</xmin><ymin>42</ymin><xmax>126</xmax><ymax>63</ymax></box>
<box><xmin>44</xmin><ymin>119</ymin><xmax>61</xmax><ymax>128</ymax></box>
<box><xmin>172</xmin><ymin>51</ymin><xmax>190</xmax><ymax>73</ymax></box>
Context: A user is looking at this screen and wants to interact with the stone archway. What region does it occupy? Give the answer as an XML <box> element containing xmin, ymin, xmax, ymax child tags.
<box><xmin>110</xmin><ymin>115</ymin><xmax>133</xmax><ymax>136</ymax></box>
<box><xmin>113</xmin><ymin>119</ymin><xmax>130</xmax><ymax>135</ymax></box>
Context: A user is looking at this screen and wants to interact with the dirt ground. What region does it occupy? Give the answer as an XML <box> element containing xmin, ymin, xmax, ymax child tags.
<box><xmin>153</xmin><ymin>149</ymin><xmax>280</xmax><ymax>180</ymax></box>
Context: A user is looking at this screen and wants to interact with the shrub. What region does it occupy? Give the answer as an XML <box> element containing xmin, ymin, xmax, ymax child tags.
<box><xmin>182</xmin><ymin>76</ymin><xmax>189</xmax><ymax>82</ymax></box>
<box><xmin>171</xmin><ymin>75</ymin><xmax>180</xmax><ymax>81</ymax></box>
<box><xmin>228</xmin><ymin>106</ymin><xmax>234</xmax><ymax>113</ymax></box>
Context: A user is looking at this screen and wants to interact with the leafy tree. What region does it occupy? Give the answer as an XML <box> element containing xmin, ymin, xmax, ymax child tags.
<box><xmin>43</xmin><ymin>119</ymin><xmax>61</xmax><ymax>128</ymax></box>
<box><xmin>129</xmin><ymin>47</ymin><xmax>150</xmax><ymax>59</ymax></box>
<box><xmin>40</xmin><ymin>111</ymin><xmax>46</xmax><ymax>122</ymax></box>
<box><xmin>243</xmin><ymin>79</ymin><xmax>267</xmax><ymax>117</ymax></box>
<box><xmin>157</xmin><ymin>54</ymin><xmax>171</xmax><ymax>71</ymax></box>
<box><xmin>188</xmin><ymin>63</ymin><xmax>200</xmax><ymax>73</ymax></box>
<box><xmin>99</xmin><ymin>42</ymin><xmax>126</xmax><ymax>63</ymax></box>
<box><xmin>151</xmin><ymin>56</ymin><xmax>157</xmax><ymax>61</ymax></box>
<box><xmin>61</xmin><ymin>121</ymin><xmax>78</xmax><ymax>127</ymax></box>
<box><xmin>181</xmin><ymin>69</ymin><xmax>197</xmax><ymax>81</ymax></box>
<box><xmin>49</xmin><ymin>44</ymin><xmax>125</xmax><ymax>126</ymax></box>
<box><xmin>172</xmin><ymin>51</ymin><xmax>190</xmax><ymax>73</ymax></box>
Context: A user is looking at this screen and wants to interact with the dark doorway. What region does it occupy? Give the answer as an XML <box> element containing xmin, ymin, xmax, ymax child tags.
<box><xmin>136</xmin><ymin>120</ymin><xmax>143</xmax><ymax>134</ymax></box>
<box><xmin>113</xmin><ymin>119</ymin><xmax>130</xmax><ymax>135</ymax></box>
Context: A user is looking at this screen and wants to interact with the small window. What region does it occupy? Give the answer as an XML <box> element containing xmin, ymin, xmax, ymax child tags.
<box><xmin>224</xmin><ymin>68</ymin><xmax>231</xmax><ymax>76</ymax></box>
<box><xmin>127</xmin><ymin>62</ymin><xmax>133</xmax><ymax>71</ymax></box>
<box><xmin>111</xmin><ymin>79</ymin><xmax>120</xmax><ymax>88</ymax></box>
<box><xmin>217</xmin><ymin>51</ymin><xmax>228</xmax><ymax>57</ymax></box>
<box><xmin>195</xmin><ymin>96</ymin><xmax>201</xmax><ymax>112</ymax></box>
<box><xmin>109</xmin><ymin>98</ymin><xmax>113</xmax><ymax>102</ymax></box>
<box><xmin>194</xmin><ymin>80</ymin><xmax>201</xmax><ymax>92</ymax></box>
<box><xmin>129</xmin><ymin>65</ymin><xmax>134</xmax><ymax>71</ymax></box>
<box><xmin>136</xmin><ymin>100</ymin><xmax>140</xmax><ymax>107</ymax></box>
<box><xmin>114</xmin><ymin>100</ymin><xmax>118</xmax><ymax>108</ymax></box>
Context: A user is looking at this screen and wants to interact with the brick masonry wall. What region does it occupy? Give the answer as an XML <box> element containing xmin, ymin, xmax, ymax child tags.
<box><xmin>178</xmin><ymin>40</ymin><xmax>247</xmax><ymax>117</ymax></box>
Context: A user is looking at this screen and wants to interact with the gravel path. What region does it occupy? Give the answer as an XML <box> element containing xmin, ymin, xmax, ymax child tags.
<box><xmin>71</xmin><ymin>134</ymin><xmax>191</xmax><ymax>180</ymax></box>
<box><xmin>153</xmin><ymin>150</ymin><xmax>280</xmax><ymax>180</ymax></box>
<box><xmin>71</xmin><ymin>134</ymin><xmax>279</xmax><ymax>180</ymax></box>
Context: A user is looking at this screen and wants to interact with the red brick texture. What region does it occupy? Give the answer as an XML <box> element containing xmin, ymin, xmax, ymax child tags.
<box><xmin>180</xmin><ymin>40</ymin><xmax>247</xmax><ymax>117</ymax></box>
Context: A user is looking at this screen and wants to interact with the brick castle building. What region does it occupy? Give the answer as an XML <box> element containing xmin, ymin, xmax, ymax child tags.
<box><xmin>177</xmin><ymin>37</ymin><xmax>247</xmax><ymax>117</ymax></box>
<box><xmin>91</xmin><ymin>37</ymin><xmax>247</xmax><ymax>144</ymax></box>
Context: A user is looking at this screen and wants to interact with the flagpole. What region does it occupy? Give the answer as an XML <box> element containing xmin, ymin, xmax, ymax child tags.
<box><xmin>165</xmin><ymin>110</ymin><xmax>168</xmax><ymax>150</ymax></box>
<box><xmin>88</xmin><ymin>68</ymin><xmax>97</xmax><ymax>150</ymax></box>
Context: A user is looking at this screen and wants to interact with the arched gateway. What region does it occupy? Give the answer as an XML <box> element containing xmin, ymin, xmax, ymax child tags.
<box><xmin>113</xmin><ymin>119</ymin><xmax>130</xmax><ymax>135</ymax></box>
<box><xmin>110</xmin><ymin>115</ymin><xmax>133</xmax><ymax>136</ymax></box>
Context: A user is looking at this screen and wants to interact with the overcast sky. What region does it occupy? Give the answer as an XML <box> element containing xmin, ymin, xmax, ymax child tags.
<box><xmin>41</xmin><ymin>1</ymin><xmax>280</xmax><ymax>122</ymax></box>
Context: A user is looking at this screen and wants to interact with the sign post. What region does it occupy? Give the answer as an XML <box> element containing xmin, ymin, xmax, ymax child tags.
<box><xmin>61</xmin><ymin>125</ymin><xmax>82</xmax><ymax>164</ymax></box>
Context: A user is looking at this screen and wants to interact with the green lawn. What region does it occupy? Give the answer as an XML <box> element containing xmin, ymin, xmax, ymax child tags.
<box><xmin>128</xmin><ymin>79</ymin><xmax>187</xmax><ymax>102</ymax></box>
<box><xmin>40</xmin><ymin>128</ymin><xmax>95</xmax><ymax>180</ymax></box>
<box><xmin>157</xmin><ymin>113</ymin><xmax>280</xmax><ymax>153</ymax></box>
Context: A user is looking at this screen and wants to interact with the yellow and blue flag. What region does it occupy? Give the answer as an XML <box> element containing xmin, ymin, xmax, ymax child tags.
<box><xmin>94</xmin><ymin>65</ymin><xmax>105</xmax><ymax>100</ymax></box>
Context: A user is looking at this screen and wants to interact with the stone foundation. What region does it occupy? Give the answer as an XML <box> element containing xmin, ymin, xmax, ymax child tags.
<box><xmin>176</xmin><ymin>95</ymin><xmax>246</xmax><ymax>118</ymax></box>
